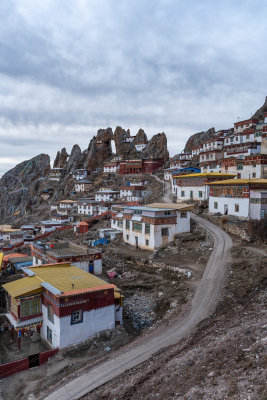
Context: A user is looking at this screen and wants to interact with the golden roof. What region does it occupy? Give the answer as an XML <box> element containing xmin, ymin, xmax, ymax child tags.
<box><xmin>173</xmin><ymin>172</ymin><xmax>236</xmax><ymax>179</ymax></box>
<box><xmin>2</xmin><ymin>263</ymin><xmax>116</xmax><ymax>298</ymax></box>
<box><xmin>208</xmin><ymin>178</ymin><xmax>267</xmax><ymax>186</ymax></box>
<box><xmin>146</xmin><ymin>203</ymin><xmax>194</xmax><ymax>211</ymax></box>
<box><xmin>2</xmin><ymin>277</ymin><xmax>42</xmax><ymax>298</ymax></box>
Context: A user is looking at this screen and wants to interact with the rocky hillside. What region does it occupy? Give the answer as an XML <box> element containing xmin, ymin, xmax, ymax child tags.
<box><xmin>0</xmin><ymin>126</ymin><xmax>169</xmax><ymax>225</ymax></box>
<box><xmin>252</xmin><ymin>96</ymin><xmax>267</xmax><ymax>119</ymax></box>
<box><xmin>0</xmin><ymin>154</ymin><xmax>50</xmax><ymax>224</ymax></box>
<box><xmin>184</xmin><ymin>127</ymin><xmax>216</xmax><ymax>152</ymax></box>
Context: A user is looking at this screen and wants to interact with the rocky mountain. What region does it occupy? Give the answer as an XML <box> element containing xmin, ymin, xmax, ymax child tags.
<box><xmin>0</xmin><ymin>154</ymin><xmax>50</xmax><ymax>224</ymax></box>
<box><xmin>252</xmin><ymin>96</ymin><xmax>267</xmax><ymax>119</ymax></box>
<box><xmin>184</xmin><ymin>127</ymin><xmax>216</xmax><ymax>152</ymax></box>
<box><xmin>0</xmin><ymin>126</ymin><xmax>169</xmax><ymax>225</ymax></box>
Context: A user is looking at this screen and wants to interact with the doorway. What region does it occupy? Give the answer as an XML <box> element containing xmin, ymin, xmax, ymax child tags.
<box><xmin>224</xmin><ymin>205</ymin><xmax>228</xmax><ymax>215</ymax></box>
<box><xmin>28</xmin><ymin>353</ymin><xmax>39</xmax><ymax>368</ymax></box>
<box><xmin>135</xmin><ymin>236</ymin><xmax>138</xmax><ymax>249</ymax></box>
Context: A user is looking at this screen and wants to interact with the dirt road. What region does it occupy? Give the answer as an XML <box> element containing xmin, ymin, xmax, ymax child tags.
<box><xmin>152</xmin><ymin>175</ymin><xmax>173</xmax><ymax>203</ymax></box>
<box><xmin>44</xmin><ymin>215</ymin><xmax>232</xmax><ymax>400</ymax></box>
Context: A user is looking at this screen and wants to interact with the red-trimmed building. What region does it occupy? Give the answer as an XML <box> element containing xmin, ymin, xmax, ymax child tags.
<box><xmin>119</xmin><ymin>158</ymin><xmax>163</xmax><ymax>174</ymax></box>
<box><xmin>2</xmin><ymin>263</ymin><xmax>123</xmax><ymax>349</ymax></box>
<box><xmin>31</xmin><ymin>242</ymin><xmax>102</xmax><ymax>274</ymax></box>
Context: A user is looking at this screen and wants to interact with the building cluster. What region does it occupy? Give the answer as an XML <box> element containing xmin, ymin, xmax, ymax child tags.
<box><xmin>165</xmin><ymin>114</ymin><xmax>267</xmax><ymax>220</ymax></box>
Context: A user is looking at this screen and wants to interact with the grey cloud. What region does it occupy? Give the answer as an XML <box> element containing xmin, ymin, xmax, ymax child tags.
<box><xmin>0</xmin><ymin>0</ymin><xmax>267</xmax><ymax>173</ymax></box>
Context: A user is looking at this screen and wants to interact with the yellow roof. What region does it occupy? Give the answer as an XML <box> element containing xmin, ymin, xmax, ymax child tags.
<box><xmin>173</xmin><ymin>172</ymin><xmax>236</xmax><ymax>178</ymax></box>
<box><xmin>146</xmin><ymin>203</ymin><xmax>194</xmax><ymax>211</ymax></box>
<box><xmin>59</xmin><ymin>200</ymin><xmax>76</xmax><ymax>204</ymax></box>
<box><xmin>208</xmin><ymin>178</ymin><xmax>267</xmax><ymax>186</ymax></box>
<box><xmin>2</xmin><ymin>263</ymin><xmax>117</xmax><ymax>298</ymax></box>
<box><xmin>0</xmin><ymin>225</ymin><xmax>20</xmax><ymax>233</ymax></box>
<box><xmin>30</xmin><ymin>264</ymin><xmax>115</xmax><ymax>294</ymax></box>
<box><xmin>2</xmin><ymin>277</ymin><xmax>42</xmax><ymax>298</ymax></box>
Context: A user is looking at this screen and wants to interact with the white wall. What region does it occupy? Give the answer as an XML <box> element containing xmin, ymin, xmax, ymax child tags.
<box><xmin>41</xmin><ymin>304</ymin><xmax>116</xmax><ymax>349</ymax></box>
<box><xmin>177</xmin><ymin>185</ymin><xmax>209</xmax><ymax>201</ymax></box>
<box><xmin>209</xmin><ymin>196</ymin><xmax>249</xmax><ymax>218</ymax></box>
<box><xmin>122</xmin><ymin>212</ymin><xmax>190</xmax><ymax>250</ymax></box>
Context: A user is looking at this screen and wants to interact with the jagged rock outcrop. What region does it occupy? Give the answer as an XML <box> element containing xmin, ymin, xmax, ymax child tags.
<box><xmin>0</xmin><ymin>154</ymin><xmax>50</xmax><ymax>224</ymax></box>
<box><xmin>113</xmin><ymin>127</ymin><xmax>169</xmax><ymax>161</ymax></box>
<box><xmin>53</xmin><ymin>147</ymin><xmax>69</xmax><ymax>168</ymax></box>
<box><xmin>142</xmin><ymin>133</ymin><xmax>169</xmax><ymax>161</ymax></box>
<box><xmin>66</xmin><ymin>144</ymin><xmax>82</xmax><ymax>174</ymax></box>
<box><xmin>252</xmin><ymin>96</ymin><xmax>267</xmax><ymax>119</ymax></box>
<box><xmin>134</xmin><ymin>129</ymin><xmax>148</xmax><ymax>144</ymax></box>
<box><xmin>184</xmin><ymin>127</ymin><xmax>216</xmax><ymax>152</ymax></box>
<box><xmin>84</xmin><ymin>128</ymin><xmax>113</xmax><ymax>171</ymax></box>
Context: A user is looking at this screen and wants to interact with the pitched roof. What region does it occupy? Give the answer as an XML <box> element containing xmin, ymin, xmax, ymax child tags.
<box><xmin>2</xmin><ymin>263</ymin><xmax>115</xmax><ymax>298</ymax></box>
<box><xmin>2</xmin><ymin>276</ymin><xmax>42</xmax><ymax>298</ymax></box>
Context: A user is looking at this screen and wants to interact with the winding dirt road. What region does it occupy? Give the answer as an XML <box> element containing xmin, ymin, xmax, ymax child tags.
<box><xmin>44</xmin><ymin>214</ymin><xmax>232</xmax><ymax>400</ymax></box>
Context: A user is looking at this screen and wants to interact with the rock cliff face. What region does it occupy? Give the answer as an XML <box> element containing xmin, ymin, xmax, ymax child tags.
<box><xmin>0</xmin><ymin>154</ymin><xmax>50</xmax><ymax>224</ymax></box>
<box><xmin>53</xmin><ymin>147</ymin><xmax>69</xmax><ymax>168</ymax></box>
<box><xmin>84</xmin><ymin>128</ymin><xmax>113</xmax><ymax>171</ymax></box>
<box><xmin>142</xmin><ymin>133</ymin><xmax>169</xmax><ymax>160</ymax></box>
<box><xmin>252</xmin><ymin>96</ymin><xmax>267</xmax><ymax>119</ymax></box>
<box><xmin>184</xmin><ymin>127</ymin><xmax>216</xmax><ymax>152</ymax></box>
<box><xmin>0</xmin><ymin>126</ymin><xmax>169</xmax><ymax>225</ymax></box>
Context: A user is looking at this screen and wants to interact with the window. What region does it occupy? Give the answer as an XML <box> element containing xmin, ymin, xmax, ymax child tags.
<box><xmin>235</xmin><ymin>204</ymin><xmax>239</xmax><ymax>212</ymax></box>
<box><xmin>47</xmin><ymin>303</ymin><xmax>54</xmax><ymax>324</ymax></box>
<box><xmin>237</xmin><ymin>164</ymin><xmax>243</xmax><ymax>170</ymax></box>
<box><xmin>113</xmin><ymin>219</ymin><xmax>116</xmax><ymax>224</ymax></box>
<box><xmin>145</xmin><ymin>223</ymin><xmax>150</xmax><ymax>234</ymax></box>
<box><xmin>126</xmin><ymin>220</ymin><xmax>130</xmax><ymax>229</ymax></box>
<box><xmin>161</xmin><ymin>228</ymin><xmax>169</xmax><ymax>237</ymax></box>
<box><xmin>180</xmin><ymin>212</ymin><xmax>187</xmax><ymax>218</ymax></box>
<box><xmin>246</xmin><ymin>134</ymin><xmax>250</xmax><ymax>139</ymax></box>
<box><xmin>47</xmin><ymin>326</ymin><xmax>52</xmax><ymax>344</ymax></box>
<box><xmin>181</xmin><ymin>191</ymin><xmax>185</xmax><ymax>197</ymax></box>
<box><xmin>190</xmin><ymin>191</ymin><xmax>193</xmax><ymax>199</ymax></box>
<box><xmin>126</xmin><ymin>234</ymin><xmax>129</xmax><ymax>240</ymax></box>
<box><xmin>133</xmin><ymin>222</ymin><xmax>142</xmax><ymax>231</ymax></box>
<box><xmin>21</xmin><ymin>298</ymin><xmax>41</xmax><ymax>317</ymax></box>
<box><xmin>71</xmin><ymin>309</ymin><xmax>83</xmax><ymax>325</ymax></box>
<box><xmin>146</xmin><ymin>239</ymin><xmax>149</xmax><ymax>246</ymax></box>
<box><xmin>118</xmin><ymin>220</ymin><xmax>123</xmax><ymax>228</ymax></box>
<box><xmin>252</xmin><ymin>172</ymin><xmax>256</xmax><ymax>178</ymax></box>
<box><xmin>214</xmin><ymin>202</ymin><xmax>218</xmax><ymax>209</ymax></box>
<box><xmin>164</xmin><ymin>211</ymin><xmax>170</xmax><ymax>215</ymax></box>
<box><xmin>199</xmin><ymin>191</ymin><xmax>203</xmax><ymax>198</ymax></box>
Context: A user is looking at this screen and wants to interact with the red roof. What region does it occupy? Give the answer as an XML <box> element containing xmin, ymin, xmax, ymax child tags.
<box><xmin>78</xmin><ymin>221</ymin><xmax>89</xmax><ymax>226</ymax></box>
<box><xmin>3</xmin><ymin>253</ymin><xmax>28</xmax><ymax>262</ymax></box>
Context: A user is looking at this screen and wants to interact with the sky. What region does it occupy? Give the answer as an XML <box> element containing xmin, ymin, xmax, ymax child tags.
<box><xmin>0</xmin><ymin>0</ymin><xmax>267</xmax><ymax>175</ymax></box>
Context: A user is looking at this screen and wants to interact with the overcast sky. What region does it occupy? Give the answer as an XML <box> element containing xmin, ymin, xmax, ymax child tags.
<box><xmin>0</xmin><ymin>0</ymin><xmax>267</xmax><ymax>175</ymax></box>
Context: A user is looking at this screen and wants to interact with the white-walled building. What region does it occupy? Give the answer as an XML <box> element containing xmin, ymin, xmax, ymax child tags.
<box><xmin>49</xmin><ymin>168</ymin><xmax>65</xmax><ymax>182</ymax></box>
<box><xmin>77</xmin><ymin>199</ymin><xmax>98</xmax><ymax>216</ymax></box>
<box><xmin>120</xmin><ymin>185</ymin><xmax>146</xmax><ymax>202</ymax></box>
<box><xmin>32</xmin><ymin>242</ymin><xmax>102</xmax><ymax>275</ymax></box>
<box><xmin>95</xmin><ymin>189</ymin><xmax>120</xmax><ymax>202</ymax></box>
<box><xmin>103</xmin><ymin>161</ymin><xmax>121</xmax><ymax>173</ymax></box>
<box><xmin>72</xmin><ymin>169</ymin><xmax>87</xmax><ymax>180</ymax></box>
<box><xmin>40</xmin><ymin>220</ymin><xmax>66</xmax><ymax>234</ymax></box>
<box><xmin>111</xmin><ymin>203</ymin><xmax>193</xmax><ymax>250</ymax></box>
<box><xmin>173</xmin><ymin>173</ymin><xmax>236</xmax><ymax>201</ymax></box>
<box><xmin>208</xmin><ymin>178</ymin><xmax>267</xmax><ymax>219</ymax></box>
<box><xmin>135</xmin><ymin>142</ymin><xmax>147</xmax><ymax>151</ymax></box>
<box><xmin>3</xmin><ymin>263</ymin><xmax>123</xmax><ymax>349</ymax></box>
<box><xmin>74</xmin><ymin>180</ymin><xmax>93</xmax><ymax>193</ymax></box>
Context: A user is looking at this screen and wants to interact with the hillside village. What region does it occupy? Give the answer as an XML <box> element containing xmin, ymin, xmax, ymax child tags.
<box><xmin>0</xmin><ymin>99</ymin><xmax>266</xmax><ymax>400</ymax></box>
